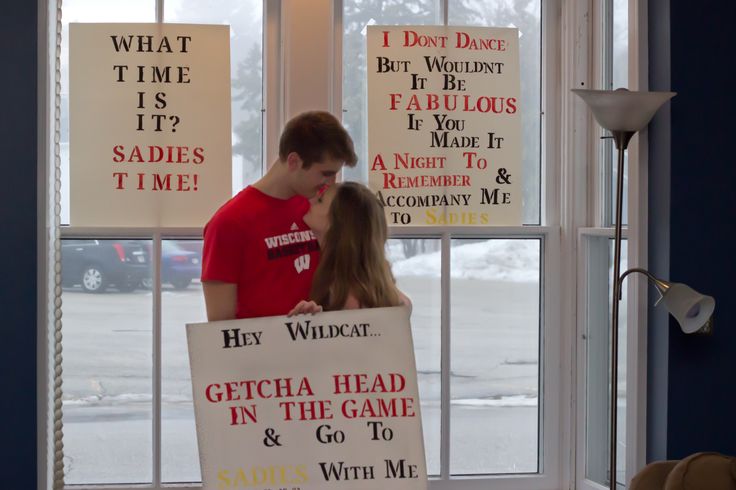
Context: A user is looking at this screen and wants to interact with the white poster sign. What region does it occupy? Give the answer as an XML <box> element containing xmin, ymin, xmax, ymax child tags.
<box><xmin>69</xmin><ymin>23</ymin><xmax>232</xmax><ymax>227</ymax></box>
<box><xmin>187</xmin><ymin>307</ymin><xmax>427</xmax><ymax>490</ymax></box>
<box><xmin>367</xmin><ymin>26</ymin><xmax>522</xmax><ymax>226</ymax></box>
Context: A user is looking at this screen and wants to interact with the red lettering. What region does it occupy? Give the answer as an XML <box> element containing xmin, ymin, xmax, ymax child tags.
<box><xmin>205</xmin><ymin>383</ymin><xmax>222</xmax><ymax>403</ymax></box>
<box><xmin>177</xmin><ymin>174</ymin><xmax>190</xmax><ymax>191</ymax></box>
<box><xmin>153</xmin><ymin>173</ymin><xmax>171</xmax><ymax>191</ymax></box>
<box><xmin>371</xmin><ymin>154</ymin><xmax>386</xmax><ymax>171</ymax></box>
<box><xmin>128</xmin><ymin>145</ymin><xmax>143</xmax><ymax>163</ymax></box>
<box><xmin>225</xmin><ymin>382</ymin><xmax>240</xmax><ymax>401</ymax></box>
<box><xmin>112</xmin><ymin>172</ymin><xmax>127</xmax><ymax>189</ymax></box>
<box><xmin>403</xmin><ymin>30</ymin><xmax>418</xmax><ymax>47</ymax></box>
<box><xmin>296</xmin><ymin>377</ymin><xmax>314</xmax><ymax>396</ymax></box>
<box><xmin>112</xmin><ymin>145</ymin><xmax>125</xmax><ymax>162</ymax></box>
<box><xmin>389</xmin><ymin>93</ymin><xmax>402</xmax><ymax>110</ymax></box>
<box><xmin>177</xmin><ymin>146</ymin><xmax>189</xmax><ymax>163</ymax></box>
<box><xmin>456</xmin><ymin>32</ymin><xmax>469</xmax><ymax>49</ymax></box>
<box><xmin>110</xmin><ymin>145</ymin><xmax>205</xmax><ymax>164</ymax></box>
<box><xmin>406</xmin><ymin>94</ymin><xmax>421</xmax><ymax>111</ymax></box>
<box><xmin>149</xmin><ymin>145</ymin><xmax>164</xmax><ymax>162</ymax></box>
<box><xmin>192</xmin><ymin>147</ymin><xmax>205</xmax><ymax>164</ymax></box>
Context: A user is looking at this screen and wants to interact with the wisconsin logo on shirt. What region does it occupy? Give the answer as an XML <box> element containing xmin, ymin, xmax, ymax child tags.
<box><xmin>290</xmin><ymin>222</ymin><xmax>299</xmax><ymax>231</ymax></box>
<box><xmin>294</xmin><ymin>254</ymin><xmax>311</xmax><ymax>273</ymax></box>
<box><xmin>263</xmin><ymin>229</ymin><xmax>319</xmax><ymax>260</ymax></box>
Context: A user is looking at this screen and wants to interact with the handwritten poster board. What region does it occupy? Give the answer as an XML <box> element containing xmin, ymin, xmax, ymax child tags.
<box><xmin>367</xmin><ymin>26</ymin><xmax>521</xmax><ymax>226</ymax></box>
<box><xmin>69</xmin><ymin>23</ymin><xmax>232</xmax><ymax>227</ymax></box>
<box><xmin>187</xmin><ymin>307</ymin><xmax>427</xmax><ymax>490</ymax></box>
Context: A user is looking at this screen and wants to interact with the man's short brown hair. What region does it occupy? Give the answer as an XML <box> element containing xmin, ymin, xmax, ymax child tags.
<box><xmin>279</xmin><ymin>111</ymin><xmax>358</xmax><ymax>169</ymax></box>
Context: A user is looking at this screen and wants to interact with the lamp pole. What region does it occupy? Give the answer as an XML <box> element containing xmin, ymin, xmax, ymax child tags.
<box><xmin>608</xmin><ymin>130</ymin><xmax>634</xmax><ymax>490</ymax></box>
<box><xmin>571</xmin><ymin>88</ymin><xmax>676</xmax><ymax>489</ymax></box>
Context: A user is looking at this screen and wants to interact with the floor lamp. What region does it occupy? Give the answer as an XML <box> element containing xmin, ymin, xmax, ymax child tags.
<box><xmin>572</xmin><ymin>88</ymin><xmax>716</xmax><ymax>489</ymax></box>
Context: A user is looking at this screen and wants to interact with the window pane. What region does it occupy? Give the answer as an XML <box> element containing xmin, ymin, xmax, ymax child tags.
<box><xmin>605</xmin><ymin>0</ymin><xmax>629</xmax><ymax>226</ymax></box>
<box><xmin>60</xmin><ymin>239</ymin><xmax>153</xmax><ymax>484</ymax></box>
<box><xmin>344</xmin><ymin>0</ymin><xmax>541</xmax><ymax>224</ymax></box>
<box><xmin>584</xmin><ymin>237</ymin><xmax>627</xmax><ymax>486</ymax></box>
<box><xmin>612</xmin><ymin>0</ymin><xmax>628</xmax><ymax>90</ymax></box>
<box><xmin>611</xmin><ymin>0</ymin><xmax>629</xmax><ymax>225</ymax></box>
<box><xmin>388</xmin><ymin>238</ymin><xmax>442</xmax><ymax>476</ymax></box>
<box><xmin>342</xmin><ymin>0</ymin><xmax>441</xmax><ymax>184</ymax></box>
<box><xmin>449</xmin><ymin>239</ymin><xmax>541</xmax><ymax>474</ymax></box>
<box><xmin>449</xmin><ymin>1</ymin><xmax>542</xmax><ymax>225</ymax></box>
<box><xmin>613</xmin><ymin>239</ymin><xmax>628</xmax><ymax>488</ymax></box>
<box><xmin>161</xmin><ymin>240</ymin><xmax>206</xmax><ymax>483</ymax></box>
<box><xmin>164</xmin><ymin>0</ymin><xmax>264</xmax><ymax>194</ymax></box>
<box><xmin>59</xmin><ymin>1</ymin><xmax>156</xmax><ymax>225</ymax></box>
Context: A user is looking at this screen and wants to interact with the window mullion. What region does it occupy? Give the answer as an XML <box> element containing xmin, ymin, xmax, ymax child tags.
<box><xmin>439</xmin><ymin>232</ymin><xmax>451</xmax><ymax>480</ymax></box>
<box><xmin>389</xmin><ymin>225</ymin><xmax>553</xmax><ymax>237</ymax></box>
<box><xmin>156</xmin><ymin>0</ymin><xmax>163</xmax><ymax>23</ymax></box>
<box><xmin>600</xmin><ymin>0</ymin><xmax>614</xmax><ymax>227</ymax></box>
<box><xmin>59</xmin><ymin>227</ymin><xmax>202</xmax><ymax>239</ymax></box>
<box><xmin>263</xmin><ymin>0</ymin><xmax>283</xmax><ymax>169</ymax></box>
<box><xmin>152</xmin><ymin>233</ymin><xmax>163</xmax><ymax>486</ymax></box>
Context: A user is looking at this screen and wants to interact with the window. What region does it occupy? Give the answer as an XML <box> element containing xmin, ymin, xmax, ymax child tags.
<box><xmin>577</xmin><ymin>0</ymin><xmax>642</xmax><ymax>489</ymax></box>
<box><xmin>56</xmin><ymin>0</ymin><xmax>263</xmax><ymax>486</ymax></box>
<box><xmin>342</xmin><ymin>0</ymin><xmax>550</xmax><ymax>484</ymax></box>
<box><xmin>44</xmin><ymin>1</ymin><xmax>647</xmax><ymax>489</ymax></box>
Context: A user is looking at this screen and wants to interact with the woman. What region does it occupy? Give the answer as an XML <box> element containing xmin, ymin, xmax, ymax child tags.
<box><xmin>289</xmin><ymin>181</ymin><xmax>410</xmax><ymax>314</ymax></box>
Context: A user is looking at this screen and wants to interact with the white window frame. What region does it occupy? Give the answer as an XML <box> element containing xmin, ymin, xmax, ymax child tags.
<box><xmin>326</xmin><ymin>0</ymin><xmax>563</xmax><ymax>488</ymax></box>
<box><xmin>575</xmin><ymin>0</ymin><xmax>649</xmax><ymax>489</ymax></box>
<box><xmin>36</xmin><ymin>0</ymin><xmax>652</xmax><ymax>489</ymax></box>
<box><xmin>40</xmin><ymin>0</ymin><xmax>274</xmax><ymax>489</ymax></box>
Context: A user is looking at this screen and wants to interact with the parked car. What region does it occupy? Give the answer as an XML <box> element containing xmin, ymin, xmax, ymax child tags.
<box><xmin>61</xmin><ymin>239</ymin><xmax>149</xmax><ymax>293</ymax></box>
<box><xmin>140</xmin><ymin>241</ymin><xmax>202</xmax><ymax>290</ymax></box>
<box><xmin>161</xmin><ymin>240</ymin><xmax>201</xmax><ymax>289</ymax></box>
<box><xmin>174</xmin><ymin>239</ymin><xmax>204</xmax><ymax>257</ymax></box>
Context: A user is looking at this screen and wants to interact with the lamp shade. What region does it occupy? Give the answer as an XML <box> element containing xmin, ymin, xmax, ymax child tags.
<box><xmin>571</xmin><ymin>88</ymin><xmax>676</xmax><ymax>132</ymax></box>
<box><xmin>661</xmin><ymin>282</ymin><xmax>716</xmax><ymax>334</ymax></box>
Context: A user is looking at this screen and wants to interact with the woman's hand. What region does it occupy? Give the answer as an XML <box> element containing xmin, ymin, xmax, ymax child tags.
<box><xmin>398</xmin><ymin>290</ymin><xmax>413</xmax><ymax>314</ymax></box>
<box><xmin>287</xmin><ymin>300</ymin><xmax>323</xmax><ymax>317</ymax></box>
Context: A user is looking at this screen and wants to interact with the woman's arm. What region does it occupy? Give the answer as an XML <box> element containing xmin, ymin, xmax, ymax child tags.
<box><xmin>343</xmin><ymin>293</ymin><xmax>361</xmax><ymax>310</ymax></box>
<box><xmin>341</xmin><ymin>290</ymin><xmax>411</xmax><ymax>311</ymax></box>
<box><xmin>398</xmin><ymin>288</ymin><xmax>413</xmax><ymax>314</ymax></box>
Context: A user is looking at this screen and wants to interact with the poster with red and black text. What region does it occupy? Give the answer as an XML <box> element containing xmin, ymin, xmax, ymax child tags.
<box><xmin>187</xmin><ymin>307</ymin><xmax>427</xmax><ymax>490</ymax></box>
<box><xmin>69</xmin><ymin>23</ymin><xmax>231</xmax><ymax>227</ymax></box>
<box><xmin>367</xmin><ymin>26</ymin><xmax>521</xmax><ymax>226</ymax></box>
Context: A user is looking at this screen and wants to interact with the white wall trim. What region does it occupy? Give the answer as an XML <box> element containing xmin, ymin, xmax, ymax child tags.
<box><xmin>37</xmin><ymin>0</ymin><xmax>51</xmax><ymax>488</ymax></box>
<box><xmin>280</xmin><ymin>0</ymin><xmax>333</xmax><ymax>118</ymax></box>
<box><xmin>624</xmin><ymin>0</ymin><xmax>650</xmax><ymax>480</ymax></box>
<box><xmin>563</xmin><ymin>0</ymin><xmax>595</xmax><ymax>488</ymax></box>
<box><xmin>264</xmin><ymin>0</ymin><xmax>283</xmax><ymax>168</ymax></box>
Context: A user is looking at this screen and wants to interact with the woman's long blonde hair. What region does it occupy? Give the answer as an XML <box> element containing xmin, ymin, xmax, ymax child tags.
<box><xmin>310</xmin><ymin>182</ymin><xmax>401</xmax><ymax>310</ymax></box>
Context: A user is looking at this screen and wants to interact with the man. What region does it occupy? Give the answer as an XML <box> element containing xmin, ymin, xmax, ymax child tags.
<box><xmin>201</xmin><ymin>111</ymin><xmax>358</xmax><ymax>321</ymax></box>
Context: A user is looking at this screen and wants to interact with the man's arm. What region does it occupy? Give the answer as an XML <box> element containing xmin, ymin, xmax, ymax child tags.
<box><xmin>203</xmin><ymin>281</ymin><xmax>238</xmax><ymax>321</ymax></box>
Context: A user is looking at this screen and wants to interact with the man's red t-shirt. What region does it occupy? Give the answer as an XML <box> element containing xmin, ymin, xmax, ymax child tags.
<box><xmin>201</xmin><ymin>187</ymin><xmax>320</xmax><ymax>319</ymax></box>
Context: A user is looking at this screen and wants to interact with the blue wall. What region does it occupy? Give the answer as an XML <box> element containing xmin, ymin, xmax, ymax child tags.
<box><xmin>667</xmin><ymin>0</ymin><xmax>736</xmax><ymax>457</ymax></box>
<box><xmin>649</xmin><ymin>0</ymin><xmax>736</xmax><ymax>459</ymax></box>
<box><xmin>0</xmin><ymin>2</ymin><xmax>39</xmax><ymax>487</ymax></box>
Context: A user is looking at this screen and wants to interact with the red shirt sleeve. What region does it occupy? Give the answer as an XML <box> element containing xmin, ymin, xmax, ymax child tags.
<box><xmin>201</xmin><ymin>211</ymin><xmax>245</xmax><ymax>284</ymax></box>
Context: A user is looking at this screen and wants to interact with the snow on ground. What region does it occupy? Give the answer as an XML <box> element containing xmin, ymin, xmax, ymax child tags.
<box><xmin>391</xmin><ymin>239</ymin><xmax>540</xmax><ymax>282</ymax></box>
